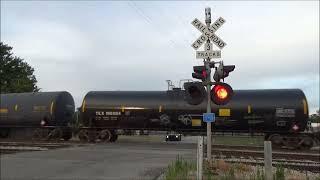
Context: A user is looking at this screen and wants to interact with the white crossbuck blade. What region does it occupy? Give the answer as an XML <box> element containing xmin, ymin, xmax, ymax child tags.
<box><xmin>191</xmin><ymin>17</ymin><xmax>226</xmax><ymax>50</ymax></box>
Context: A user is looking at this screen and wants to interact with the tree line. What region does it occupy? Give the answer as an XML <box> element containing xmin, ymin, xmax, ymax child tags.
<box><xmin>0</xmin><ymin>42</ymin><xmax>39</xmax><ymax>93</ymax></box>
<box><xmin>309</xmin><ymin>110</ymin><xmax>320</xmax><ymax>123</ymax></box>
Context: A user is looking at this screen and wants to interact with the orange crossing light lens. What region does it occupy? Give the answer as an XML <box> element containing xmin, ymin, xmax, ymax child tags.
<box><xmin>215</xmin><ymin>86</ymin><xmax>228</xmax><ymax>99</ymax></box>
<box><xmin>211</xmin><ymin>82</ymin><xmax>234</xmax><ymax>105</ymax></box>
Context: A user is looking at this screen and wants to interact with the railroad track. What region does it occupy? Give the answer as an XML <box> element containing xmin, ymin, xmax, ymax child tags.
<box><xmin>212</xmin><ymin>144</ymin><xmax>320</xmax><ymax>154</ymax></box>
<box><xmin>209</xmin><ymin>148</ymin><xmax>320</xmax><ymax>162</ymax></box>
<box><xmin>206</xmin><ymin>145</ymin><xmax>320</xmax><ymax>173</ymax></box>
<box><xmin>0</xmin><ymin>141</ymin><xmax>82</xmax><ymax>154</ymax></box>
<box><xmin>215</xmin><ymin>157</ymin><xmax>320</xmax><ymax>173</ymax></box>
<box><xmin>0</xmin><ymin>140</ymin><xmax>83</xmax><ymax>146</ymax></box>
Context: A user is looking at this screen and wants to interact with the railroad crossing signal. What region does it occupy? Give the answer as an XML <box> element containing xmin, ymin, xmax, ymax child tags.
<box><xmin>189</xmin><ymin>7</ymin><xmax>231</xmax><ymax>164</ymax></box>
<box><xmin>192</xmin><ymin>66</ymin><xmax>207</xmax><ymax>81</ymax></box>
<box><xmin>188</xmin><ymin>8</ymin><xmax>233</xmax><ymax>106</ymax></box>
<box><xmin>213</xmin><ymin>62</ymin><xmax>235</xmax><ymax>82</ymax></box>
<box><xmin>184</xmin><ymin>82</ymin><xmax>206</xmax><ymax>105</ymax></box>
<box><xmin>192</xmin><ymin>63</ymin><xmax>214</xmax><ymax>81</ymax></box>
<box><xmin>184</xmin><ymin>81</ymin><xmax>234</xmax><ymax>106</ymax></box>
<box><xmin>210</xmin><ymin>82</ymin><xmax>234</xmax><ymax>105</ymax></box>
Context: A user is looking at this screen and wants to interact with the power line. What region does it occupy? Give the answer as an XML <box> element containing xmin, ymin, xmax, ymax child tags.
<box><xmin>127</xmin><ymin>1</ymin><xmax>178</xmax><ymax>49</ymax></box>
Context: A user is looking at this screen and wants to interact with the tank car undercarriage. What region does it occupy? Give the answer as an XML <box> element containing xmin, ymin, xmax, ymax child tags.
<box><xmin>78</xmin><ymin>128</ymin><xmax>118</xmax><ymax>143</ymax></box>
<box><xmin>32</xmin><ymin>127</ymin><xmax>72</xmax><ymax>141</ymax></box>
<box><xmin>0</xmin><ymin>126</ymin><xmax>72</xmax><ymax>141</ymax></box>
<box><xmin>265</xmin><ymin>132</ymin><xmax>319</xmax><ymax>149</ymax></box>
<box><xmin>76</xmin><ymin>127</ymin><xmax>320</xmax><ymax>150</ymax></box>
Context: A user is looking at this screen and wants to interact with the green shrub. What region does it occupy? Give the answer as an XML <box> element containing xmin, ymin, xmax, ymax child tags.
<box><xmin>203</xmin><ymin>161</ymin><xmax>214</xmax><ymax>180</ymax></box>
<box><xmin>165</xmin><ymin>155</ymin><xmax>196</xmax><ymax>180</ymax></box>
<box><xmin>274</xmin><ymin>164</ymin><xmax>285</xmax><ymax>180</ymax></box>
<box><xmin>220</xmin><ymin>166</ymin><xmax>236</xmax><ymax>180</ymax></box>
<box><xmin>254</xmin><ymin>167</ymin><xmax>265</xmax><ymax>180</ymax></box>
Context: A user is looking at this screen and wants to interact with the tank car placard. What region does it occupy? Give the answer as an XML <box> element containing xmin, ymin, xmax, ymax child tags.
<box><xmin>33</xmin><ymin>106</ymin><xmax>47</xmax><ymax>112</ymax></box>
<box><xmin>0</xmin><ymin>108</ymin><xmax>8</xmax><ymax>113</ymax></box>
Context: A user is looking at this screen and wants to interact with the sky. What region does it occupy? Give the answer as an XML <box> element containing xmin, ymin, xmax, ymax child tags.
<box><xmin>1</xmin><ymin>1</ymin><xmax>319</xmax><ymax>114</ymax></box>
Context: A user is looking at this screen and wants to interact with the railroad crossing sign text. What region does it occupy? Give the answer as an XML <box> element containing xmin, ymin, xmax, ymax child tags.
<box><xmin>191</xmin><ymin>17</ymin><xmax>226</xmax><ymax>50</ymax></box>
<box><xmin>196</xmin><ymin>50</ymin><xmax>221</xmax><ymax>59</ymax></box>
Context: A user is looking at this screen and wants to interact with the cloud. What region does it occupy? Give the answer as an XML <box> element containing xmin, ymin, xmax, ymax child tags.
<box><xmin>1</xmin><ymin>1</ymin><xmax>319</xmax><ymax>113</ymax></box>
<box><xmin>6</xmin><ymin>20</ymin><xmax>93</xmax><ymax>62</ymax></box>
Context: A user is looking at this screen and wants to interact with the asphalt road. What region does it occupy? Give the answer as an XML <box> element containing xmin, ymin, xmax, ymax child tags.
<box><xmin>0</xmin><ymin>138</ymin><xmax>197</xmax><ymax>180</ymax></box>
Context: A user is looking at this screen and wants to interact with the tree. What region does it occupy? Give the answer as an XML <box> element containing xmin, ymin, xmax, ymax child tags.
<box><xmin>0</xmin><ymin>42</ymin><xmax>40</xmax><ymax>93</ymax></box>
<box><xmin>309</xmin><ymin>109</ymin><xmax>320</xmax><ymax>123</ymax></box>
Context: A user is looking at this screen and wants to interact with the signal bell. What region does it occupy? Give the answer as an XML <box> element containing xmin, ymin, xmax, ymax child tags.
<box><xmin>211</xmin><ymin>82</ymin><xmax>233</xmax><ymax>105</ymax></box>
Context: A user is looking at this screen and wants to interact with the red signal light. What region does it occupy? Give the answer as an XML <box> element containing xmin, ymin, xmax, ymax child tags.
<box><xmin>192</xmin><ymin>66</ymin><xmax>207</xmax><ymax>81</ymax></box>
<box><xmin>215</xmin><ymin>85</ymin><xmax>228</xmax><ymax>99</ymax></box>
<box><xmin>211</xmin><ymin>82</ymin><xmax>233</xmax><ymax>105</ymax></box>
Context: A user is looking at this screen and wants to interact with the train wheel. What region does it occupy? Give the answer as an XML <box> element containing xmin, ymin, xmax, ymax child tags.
<box><xmin>99</xmin><ymin>129</ymin><xmax>112</xmax><ymax>142</ymax></box>
<box><xmin>110</xmin><ymin>134</ymin><xmax>118</xmax><ymax>142</ymax></box>
<box><xmin>32</xmin><ymin>128</ymin><xmax>46</xmax><ymax>141</ymax></box>
<box><xmin>110</xmin><ymin>131</ymin><xmax>118</xmax><ymax>142</ymax></box>
<box><xmin>268</xmin><ymin>134</ymin><xmax>283</xmax><ymax>148</ymax></box>
<box><xmin>62</xmin><ymin>129</ymin><xmax>73</xmax><ymax>141</ymax></box>
<box><xmin>47</xmin><ymin>128</ymin><xmax>63</xmax><ymax>140</ymax></box>
<box><xmin>299</xmin><ymin>136</ymin><xmax>314</xmax><ymax>150</ymax></box>
<box><xmin>0</xmin><ymin>128</ymin><xmax>10</xmax><ymax>138</ymax></box>
<box><xmin>78</xmin><ymin>129</ymin><xmax>89</xmax><ymax>142</ymax></box>
<box><xmin>88</xmin><ymin>130</ymin><xmax>98</xmax><ymax>143</ymax></box>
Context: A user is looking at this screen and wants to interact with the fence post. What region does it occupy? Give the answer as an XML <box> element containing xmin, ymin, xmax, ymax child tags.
<box><xmin>264</xmin><ymin>141</ymin><xmax>272</xmax><ymax>180</ymax></box>
<box><xmin>197</xmin><ymin>136</ymin><xmax>203</xmax><ymax>180</ymax></box>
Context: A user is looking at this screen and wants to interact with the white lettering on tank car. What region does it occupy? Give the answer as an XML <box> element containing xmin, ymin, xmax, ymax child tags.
<box><xmin>275</xmin><ymin>108</ymin><xmax>295</xmax><ymax>117</ymax></box>
<box><xmin>96</xmin><ymin>111</ymin><xmax>105</xmax><ymax>116</ymax></box>
<box><xmin>104</xmin><ymin>111</ymin><xmax>121</xmax><ymax>116</ymax></box>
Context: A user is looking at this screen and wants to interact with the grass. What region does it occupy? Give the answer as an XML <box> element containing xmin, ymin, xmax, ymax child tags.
<box><xmin>201</xmin><ymin>160</ymin><xmax>318</xmax><ymax>180</ymax></box>
<box><xmin>164</xmin><ymin>155</ymin><xmax>196</xmax><ymax>180</ymax></box>
<box><xmin>213</xmin><ymin>136</ymin><xmax>264</xmax><ymax>146</ymax></box>
<box><xmin>251</xmin><ymin>167</ymin><xmax>265</xmax><ymax>180</ymax></box>
<box><xmin>273</xmin><ymin>164</ymin><xmax>285</xmax><ymax>180</ymax></box>
<box><xmin>163</xmin><ymin>157</ymin><xmax>319</xmax><ymax>180</ymax></box>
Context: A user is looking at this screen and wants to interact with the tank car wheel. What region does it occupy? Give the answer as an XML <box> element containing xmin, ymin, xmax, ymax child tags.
<box><xmin>99</xmin><ymin>129</ymin><xmax>112</xmax><ymax>142</ymax></box>
<box><xmin>268</xmin><ymin>134</ymin><xmax>283</xmax><ymax>148</ymax></box>
<box><xmin>110</xmin><ymin>134</ymin><xmax>118</xmax><ymax>142</ymax></box>
<box><xmin>110</xmin><ymin>131</ymin><xmax>118</xmax><ymax>142</ymax></box>
<box><xmin>0</xmin><ymin>129</ymin><xmax>10</xmax><ymax>138</ymax></box>
<box><xmin>299</xmin><ymin>136</ymin><xmax>314</xmax><ymax>150</ymax></box>
<box><xmin>78</xmin><ymin>129</ymin><xmax>89</xmax><ymax>142</ymax></box>
<box><xmin>62</xmin><ymin>130</ymin><xmax>73</xmax><ymax>141</ymax></box>
<box><xmin>88</xmin><ymin>130</ymin><xmax>97</xmax><ymax>143</ymax></box>
<box><xmin>47</xmin><ymin>128</ymin><xmax>63</xmax><ymax>140</ymax></box>
<box><xmin>32</xmin><ymin>128</ymin><xmax>45</xmax><ymax>141</ymax></box>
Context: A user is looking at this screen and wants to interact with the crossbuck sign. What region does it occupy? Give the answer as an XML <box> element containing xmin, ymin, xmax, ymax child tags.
<box><xmin>191</xmin><ymin>16</ymin><xmax>226</xmax><ymax>59</ymax></box>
